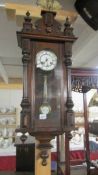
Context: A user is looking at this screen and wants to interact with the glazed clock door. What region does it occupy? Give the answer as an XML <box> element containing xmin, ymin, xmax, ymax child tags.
<box><xmin>32</xmin><ymin>41</ymin><xmax>65</xmax><ymax>132</ymax></box>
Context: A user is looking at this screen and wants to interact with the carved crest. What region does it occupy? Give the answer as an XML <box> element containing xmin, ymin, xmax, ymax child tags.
<box><xmin>35</xmin><ymin>10</ymin><xmax>61</xmax><ymax>34</ymax></box>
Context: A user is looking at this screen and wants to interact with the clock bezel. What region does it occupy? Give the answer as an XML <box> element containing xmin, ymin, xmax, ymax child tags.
<box><xmin>36</xmin><ymin>49</ymin><xmax>58</xmax><ymax>71</ymax></box>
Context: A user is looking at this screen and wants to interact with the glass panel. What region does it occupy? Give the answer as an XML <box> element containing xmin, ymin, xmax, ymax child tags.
<box><xmin>35</xmin><ymin>57</ymin><xmax>62</xmax><ymax>121</ymax></box>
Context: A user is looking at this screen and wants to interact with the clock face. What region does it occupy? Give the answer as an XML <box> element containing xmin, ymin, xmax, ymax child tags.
<box><xmin>40</xmin><ymin>104</ymin><xmax>51</xmax><ymax>115</ymax></box>
<box><xmin>36</xmin><ymin>50</ymin><xmax>57</xmax><ymax>71</ymax></box>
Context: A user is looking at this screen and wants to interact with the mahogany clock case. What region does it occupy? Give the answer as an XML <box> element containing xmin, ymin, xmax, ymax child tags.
<box><xmin>17</xmin><ymin>10</ymin><xmax>76</xmax><ymax>137</ymax></box>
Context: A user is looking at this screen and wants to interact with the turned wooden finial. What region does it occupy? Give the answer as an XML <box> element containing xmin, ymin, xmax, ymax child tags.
<box><xmin>64</xmin><ymin>17</ymin><xmax>74</xmax><ymax>37</ymax></box>
<box><xmin>22</xmin><ymin>11</ymin><xmax>33</xmax><ymax>32</ymax></box>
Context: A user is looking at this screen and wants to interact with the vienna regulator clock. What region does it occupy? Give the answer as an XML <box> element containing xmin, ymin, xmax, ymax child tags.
<box><xmin>16</xmin><ymin>9</ymin><xmax>76</xmax><ymax>165</ymax></box>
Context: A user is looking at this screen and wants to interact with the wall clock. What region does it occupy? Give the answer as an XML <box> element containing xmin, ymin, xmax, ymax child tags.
<box><xmin>16</xmin><ymin>10</ymin><xmax>76</xmax><ymax>166</ymax></box>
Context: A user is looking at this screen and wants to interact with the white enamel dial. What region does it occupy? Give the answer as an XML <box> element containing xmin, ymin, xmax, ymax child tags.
<box><xmin>36</xmin><ymin>50</ymin><xmax>57</xmax><ymax>71</ymax></box>
<box><xmin>40</xmin><ymin>104</ymin><xmax>51</xmax><ymax>115</ymax></box>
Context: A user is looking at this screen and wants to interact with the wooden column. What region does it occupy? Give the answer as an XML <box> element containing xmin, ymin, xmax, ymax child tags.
<box><xmin>57</xmin><ymin>136</ymin><xmax>60</xmax><ymax>175</ymax></box>
<box><xmin>64</xmin><ymin>18</ymin><xmax>76</xmax><ymax>175</ymax></box>
<box><xmin>57</xmin><ymin>135</ymin><xmax>65</xmax><ymax>175</ymax></box>
<box><xmin>65</xmin><ymin>132</ymin><xmax>72</xmax><ymax>175</ymax></box>
<box><xmin>60</xmin><ymin>134</ymin><xmax>65</xmax><ymax>162</ymax></box>
<box><xmin>83</xmin><ymin>92</ymin><xmax>90</xmax><ymax>175</ymax></box>
<box><xmin>35</xmin><ymin>140</ymin><xmax>51</xmax><ymax>175</ymax></box>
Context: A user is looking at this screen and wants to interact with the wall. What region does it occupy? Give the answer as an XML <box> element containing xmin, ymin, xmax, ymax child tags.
<box><xmin>0</xmin><ymin>88</ymin><xmax>96</xmax><ymax>114</ymax></box>
<box><xmin>0</xmin><ymin>89</ymin><xmax>22</xmax><ymax>109</ymax></box>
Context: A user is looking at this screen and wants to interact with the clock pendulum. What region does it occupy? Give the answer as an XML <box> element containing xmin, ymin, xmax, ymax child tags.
<box><xmin>39</xmin><ymin>74</ymin><xmax>51</xmax><ymax>115</ymax></box>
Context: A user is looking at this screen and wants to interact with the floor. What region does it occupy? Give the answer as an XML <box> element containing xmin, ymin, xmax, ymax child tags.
<box><xmin>0</xmin><ymin>171</ymin><xmax>87</xmax><ymax>175</ymax></box>
<box><xmin>0</xmin><ymin>173</ymin><xmax>33</xmax><ymax>175</ymax></box>
<box><xmin>59</xmin><ymin>163</ymin><xmax>87</xmax><ymax>175</ymax></box>
<box><xmin>71</xmin><ymin>166</ymin><xmax>87</xmax><ymax>175</ymax></box>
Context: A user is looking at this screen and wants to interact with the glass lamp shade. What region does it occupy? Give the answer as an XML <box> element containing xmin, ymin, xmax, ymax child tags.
<box><xmin>88</xmin><ymin>92</ymin><xmax>98</xmax><ymax>107</ymax></box>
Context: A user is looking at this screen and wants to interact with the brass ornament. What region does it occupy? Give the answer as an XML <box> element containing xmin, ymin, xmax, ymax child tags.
<box><xmin>37</xmin><ymin>0</ymin><xmax>62</xmax><ymax>11</ymax></box>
